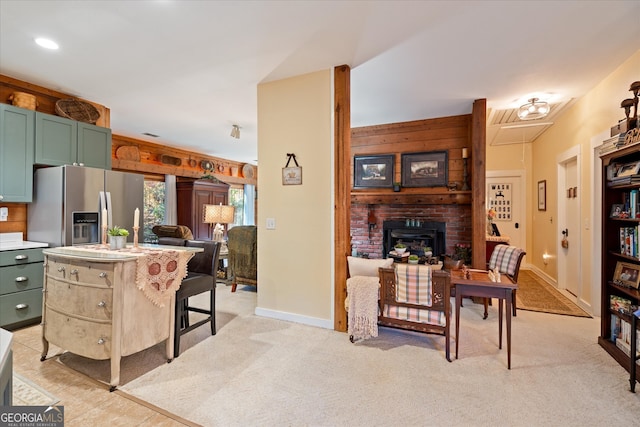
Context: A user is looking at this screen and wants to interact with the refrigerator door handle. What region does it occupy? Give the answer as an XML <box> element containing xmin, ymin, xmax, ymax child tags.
<box><xmin>99</xmin><ymin>191</ymin><xmax>107</xmax><ymax>228</ymax></box>
<box><xmin>106</xmin><ymin>192</ymin><xmax>113</xmax><ymax>229</ymax></box>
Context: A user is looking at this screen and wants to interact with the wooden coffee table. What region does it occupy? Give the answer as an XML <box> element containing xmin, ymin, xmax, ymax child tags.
<box><xmin>451</xmin><ymin>269</ymin><xmax>518</xmax><ymax>369</ymax></box>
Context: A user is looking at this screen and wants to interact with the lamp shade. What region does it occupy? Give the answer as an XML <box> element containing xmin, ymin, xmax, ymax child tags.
<box><xmin>203</xmin><ymin>204</ymin><xmax>235</xmax><ymax>224</ymax></box>
<box><xmin>517</xmin><ymin>98</ymin><xmax>550</xmax><ymax>121</ymax></box>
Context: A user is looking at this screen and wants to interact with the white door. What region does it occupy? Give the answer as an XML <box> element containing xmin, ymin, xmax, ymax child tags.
<box><xmin>558</xmin><ymin>155</ymin><xmax>581</xmax><ymax>297</ymax></box>
<box><xmin>486</xmin><ymin>171</ymin><xmax>525</xmax><ymax>251</ymax></box>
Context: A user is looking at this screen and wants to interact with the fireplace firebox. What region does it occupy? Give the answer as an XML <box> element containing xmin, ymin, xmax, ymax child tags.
<box><xmin>383</xmin><ymin>220</ymin><xmax>446</xmax><ymax>258</ymax></box>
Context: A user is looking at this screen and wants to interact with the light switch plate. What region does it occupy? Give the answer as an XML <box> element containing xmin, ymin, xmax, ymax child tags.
<box><xmin>0</xmin><ymin>207</ymin><xmax>7</xmax><ymax>221</ymax></box>
<box><xmin>266</xmin><ymin>218</ymin><xmax>276</xmax><ymax>230</ymax></box>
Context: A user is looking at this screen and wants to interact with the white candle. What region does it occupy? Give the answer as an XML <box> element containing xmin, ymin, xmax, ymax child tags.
<box><xmin>134</xmin><ymin>208</ymin><xmax>139</xmax><ymax>228</ymax></box>
<box><xmin>462</xmin><ymin>148</ymin><xmax>469</xmax><ymax>159</ymax></box>
<box><xmin>102</xmin><ymin>208</ymin><xmax>108</xmax><ymax>227</ymax></box>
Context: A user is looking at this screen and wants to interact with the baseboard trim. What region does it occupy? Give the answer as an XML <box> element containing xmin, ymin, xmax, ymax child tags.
<box><xmin>255</xmin><ymin>307</ymin><xmax>333</xmax><ymax>329</ymax></box>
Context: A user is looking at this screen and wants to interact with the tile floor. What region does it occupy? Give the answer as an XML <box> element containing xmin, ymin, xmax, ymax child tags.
<box><xmin>9</xmin><ymin>324</ymin><xmax>199</xmax><ymax>427</ymax></box>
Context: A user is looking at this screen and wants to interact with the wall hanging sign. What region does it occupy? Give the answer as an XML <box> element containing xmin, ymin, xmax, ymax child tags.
<box><xmin>401</xmin><ymin>151</ymin><xmax>448</xmax><ymax>188</ymax></box>
<box><xmin>282</xmin><ymin>153</ymin><xmax>302</xmax><ymax>185</ymax></box>
<box><xmin>538</xmin><ymin>180</ymin><xmax>546</xmax><ymax>211</ymax></box>
<box><xmin>488</xmin><ymin>183</ymin><xmax>512</xmax><ymax>221</ymax></box>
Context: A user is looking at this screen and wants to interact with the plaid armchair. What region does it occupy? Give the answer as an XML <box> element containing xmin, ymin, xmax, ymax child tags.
<box><xmin>227</xmin><ymin>225</ymin><xmax>257</xmax><ymax>292</ymax></box>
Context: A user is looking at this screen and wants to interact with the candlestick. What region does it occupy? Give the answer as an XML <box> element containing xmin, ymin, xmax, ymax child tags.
<box><xmin>101</xmin><ymin>225</ymin><xmax>107</xmax><ymax>247</ymax></box>
<box><xmin>134</xmin><ymin>207</ymin><xmax>139</xmax><ymax>228</ymax></box>
<box><xmin>133</xmin><ymin>226</ymin><xmax>139</xmax><ymax>248</ymax></box>
<box><xmin>102</xmin><ymin>208</ymin><xmax>108</xmax><ymax>228</ymax></box>
<box><xmin>462</xmin><ymin>148</ymin><xmax>468</xmax><ymax>159</ymax></box>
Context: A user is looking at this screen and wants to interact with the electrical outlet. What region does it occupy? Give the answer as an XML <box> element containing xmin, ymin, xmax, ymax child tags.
<box><xmin>0</xmin><ymin>207</ymin><xmax>7</xmax><ymax>221</ymax></box>
<box><xmin>266</xmin><ymin>218</ymin><xmax>276</xmax><ymax>230</ymax></box>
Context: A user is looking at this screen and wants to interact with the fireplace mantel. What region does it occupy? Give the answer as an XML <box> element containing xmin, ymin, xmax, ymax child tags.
<box><xmin>351</xmin><ymin>189</ymin><xmax>471</xmax><ymax>205</ymax></box>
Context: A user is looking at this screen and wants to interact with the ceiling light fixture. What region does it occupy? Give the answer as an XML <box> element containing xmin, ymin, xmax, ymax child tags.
<box><xmin>517</xmin><ymin>98</ymin><xmax>550</xmax><ymax>121</ymax></box>
<box><xmin>35</xmin><ymin>38</ymin><xmax>59</xmax><ymax>50</ymax></box>
<box><xmin>230</xmin><ymin>124</ymin><xmax>240</xmax><ymax>139</ymax></box>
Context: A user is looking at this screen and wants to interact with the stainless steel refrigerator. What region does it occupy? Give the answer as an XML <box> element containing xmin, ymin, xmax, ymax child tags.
<box><xmin>28</xmin><ymin>165</ymin><xmax>144</xmax><ymax>247</ymax></box>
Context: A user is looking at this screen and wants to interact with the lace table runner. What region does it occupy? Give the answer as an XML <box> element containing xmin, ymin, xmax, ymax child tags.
<box><xmin>73</xmin><ymin>245</ymin><xmax>194</xmax><ymax>307</ymax></box>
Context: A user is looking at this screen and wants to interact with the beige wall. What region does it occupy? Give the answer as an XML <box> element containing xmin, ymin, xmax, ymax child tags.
<box><xmin>488</xmin><ymin>49</ymin><xmax>640</xmax><ymax>312</ymax></box>
<box><xmin>255</xmin><ymin>69</ymin><xmax>334</xmax><ymax>327</ymax></box>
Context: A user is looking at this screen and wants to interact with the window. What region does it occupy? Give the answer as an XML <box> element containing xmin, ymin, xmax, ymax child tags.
<box><xmin>143</xmin><ymin>180</ymin><xmax>166</xmax><ymax>243</ymax></box>
<box><xmin>228</xmin><ymin>186</ymin><xmax>244</xmax><ymax>226</ymax></box>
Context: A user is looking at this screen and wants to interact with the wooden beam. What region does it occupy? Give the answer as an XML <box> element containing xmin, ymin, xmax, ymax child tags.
<box><xmin>471</xmin><ymin>98</ymin><xmax>487</xmax><ymax>269</ymax></box>
<box><xmin>334</xmin><ymin>65</ymin><xmax>351</xmax><ymax>332</ymax></box>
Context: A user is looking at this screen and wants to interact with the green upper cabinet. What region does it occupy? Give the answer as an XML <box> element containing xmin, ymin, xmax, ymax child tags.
<box><xmin>35</xmin><ymin>112</ymin><xmax>111</xmax><ymax>169</ymax></box>
<box><xmin>77</xmin><ymin>122</ymin><xmax>112</xmax><ymax>169</ymax></box>
<box><xmin>0</xmin><ymin>104</ymin><xmax>34</xmax><ymax>202</ymax></box>
<box><xmin>35</xmin><ymin>113</ymin><xmax>77</xmax><ymax>167</ymax></box>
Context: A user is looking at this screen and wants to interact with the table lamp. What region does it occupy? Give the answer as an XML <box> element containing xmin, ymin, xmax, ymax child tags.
<box><xmin>203</xmin><ymin>203</ymin><xmax>235</xmax><ymax>243</ymax></box>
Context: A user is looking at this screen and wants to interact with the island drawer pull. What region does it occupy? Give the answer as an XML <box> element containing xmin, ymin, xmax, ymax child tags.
<box><xmin>97</xmin><ymin>301</ymin><xmax>107</xmax><ymax>308</ymax></box>
<box><xmin>57</xmin><ymin>266</ymin><xmax>66</xmax><ymax>272</ymax></box>
<box><xmin>15</xmin><ymin>276</ymin><xmax>28</xmax><ymax>282</ymax></box>
<box><xmin>97</xmin><ymin>338</ymin><xmax>106</xmax><ymax>345</ymax></box>
<box><xmin>70</xmin><ymin>269</ymin><xmax>79</xmax><ymax>275</ymax></box>
<box><xmin>99</xmin><ymin>272</ymin><xmax>108</xmax><ymax>278</ymax></box>
<box><xmin>16</xmin><ymin>303</ymin><xmax>28</xmax><ymax>310</ymax></box>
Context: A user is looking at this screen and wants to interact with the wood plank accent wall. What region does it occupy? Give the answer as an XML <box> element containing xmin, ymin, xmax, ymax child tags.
<box><xmin>349</xmin><ymin>104</ymin><xmax>486</xmax><ymax>270</ymax></box>
<box><xmin>0</xmin><ymin>74</ymin><xmax>110</xmax><ymax>128</ymax></box>
<box><xmin>0</xmin><ymin>204</ymin><xmax>27</xmax><ymax>235</ymax></box>
<box><xmin>111</xmin><ymin>134</ymin><xmax>257</xmax><ymax>186</ymax></box>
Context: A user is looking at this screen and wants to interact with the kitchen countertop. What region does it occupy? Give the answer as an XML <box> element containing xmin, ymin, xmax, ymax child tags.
<box><xmin>44</xmin><ymin>244</ymin><xmax>203</xmax><ymax>262</ymax></box>
<box><xmin>0</xmin><ymin>232</ymin><xmax>48</xmax><ymax>251</ymax></box>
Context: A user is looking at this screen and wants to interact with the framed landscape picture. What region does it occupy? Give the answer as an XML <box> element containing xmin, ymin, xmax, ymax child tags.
<box><xmin>353</xmin><ymin>155</ymin><xmax>394</xmax><ymax>188</ymax></box>
<box><xmin>401</xmin><ymin>151</ymin><xmax>448</xmax><ymax>187</ymax></box>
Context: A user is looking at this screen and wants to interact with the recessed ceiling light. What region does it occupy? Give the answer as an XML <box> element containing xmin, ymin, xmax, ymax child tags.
<box><xmin>35</xmin><ymin>38</ymin><xmax>59</xmax><ymax>50</ymax></box>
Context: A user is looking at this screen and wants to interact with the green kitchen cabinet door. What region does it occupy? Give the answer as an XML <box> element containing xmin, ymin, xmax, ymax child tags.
<box><xmin>0</xmin><ymin>104</ymin><xmax>34</xmax><ymax>202</ymax></box>
<box><xmin>35</xmin><ymin>112</ymin><xmax>77</xmax><ymax>166</ymax></box>
<box><xmin>77</xmin><ymin>122</ymin><xmax>112</xmax><ymax>169</ymax></box>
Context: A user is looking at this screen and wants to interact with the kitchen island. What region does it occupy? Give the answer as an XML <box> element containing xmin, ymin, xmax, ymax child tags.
<box><xmin>40</xmin><ymin>244</ymin><xmax>199</xmax><ymax>391</ymax></box>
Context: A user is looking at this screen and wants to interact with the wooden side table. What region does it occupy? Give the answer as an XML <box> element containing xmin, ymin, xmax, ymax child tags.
<box><xmin>451</xmin><ymin>269</ymin><xmax>518</xmax><ymax>369</ymax></box>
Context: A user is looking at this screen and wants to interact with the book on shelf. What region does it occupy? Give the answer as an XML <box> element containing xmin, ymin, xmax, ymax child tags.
<box><xmin>619</xmin><ymin>226</ymin><xmax>640</xmax><ymax>258</ymax></box>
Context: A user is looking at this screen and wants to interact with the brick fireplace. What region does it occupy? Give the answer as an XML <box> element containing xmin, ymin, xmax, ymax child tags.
<box><xmin>350</xmin><ymin>203</ymin><xmax>472</xmax><ymax>259</ymax></box>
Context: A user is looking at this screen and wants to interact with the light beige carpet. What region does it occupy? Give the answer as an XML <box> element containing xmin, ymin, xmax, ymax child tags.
<box><xmin>13</xmin><ymin>373</ymin><xmax>59</xmax><ymax>406</ymax></box>
<box><xmin>54</xmin><ymin>283</ymin><xmax>640</xmax><ymax>426</ymax></box>
<box><xmin>516</xmin><ymin>270</ymin><xmax>591</xmax><ymax>317</ymax></box>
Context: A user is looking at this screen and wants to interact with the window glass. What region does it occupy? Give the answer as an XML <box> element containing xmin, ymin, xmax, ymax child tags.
<box><xmin>144</xmin><ymin>180</ymin><xmax>166</xmax><ymax>242</ymax></box>
<box><xmin>228</xmin><ymin>187</ymin><xmax>244</xmax><ymax>226</ymax></box>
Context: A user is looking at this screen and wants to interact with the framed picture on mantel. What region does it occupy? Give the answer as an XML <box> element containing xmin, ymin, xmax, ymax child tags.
<box><xmin>401</xmin><ymin>151</ymin><xmax>448</xmax><ymax>187</ymax></box>
<box><xmin>353</xmin><ymin>155</ymin><xmax>394</xmax><ymax>188</ymax></box>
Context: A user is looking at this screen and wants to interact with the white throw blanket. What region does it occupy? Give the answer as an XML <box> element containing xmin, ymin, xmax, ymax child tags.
<box><xmin>347</xmin><ymin>276</ymin><xmax>380</xmax><ymax>341</ymax></box>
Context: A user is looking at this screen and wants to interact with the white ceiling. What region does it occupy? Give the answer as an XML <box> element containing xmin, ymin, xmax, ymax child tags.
<box><xmin>1</xmin><ymin>1</ymin><xmax>639</xmax><ymax>165</ymax></box>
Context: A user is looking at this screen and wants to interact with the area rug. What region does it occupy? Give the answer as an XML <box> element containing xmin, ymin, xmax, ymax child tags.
<box><xmin>13</xmin><ymin>373</ymin><xmax>59</xmax><ymax>406</ymax></box>
<box><xmin>516</xmin><ymin>270</ymin><xmax>591</xmax><ymax>317</ymax></box>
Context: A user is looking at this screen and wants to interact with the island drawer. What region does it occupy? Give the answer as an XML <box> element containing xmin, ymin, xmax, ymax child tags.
<box><xmin>45</xmin><ymin>278</ymin><xmax>113</xmax><ymax>321</ymax></box>
<box><xmin>43</xmin><ymin>308</ymin><xmax>112</xmax><ymax>360</ymax></box>
<box><xmin>46</xmin><ymin>257</ymin><xmax>114</xmax><ymax>286</ymax></box>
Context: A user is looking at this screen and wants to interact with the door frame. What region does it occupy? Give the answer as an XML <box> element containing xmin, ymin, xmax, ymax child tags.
<box><xmin>556</xmin><ymin>145</ymin><xmax>584</xmax><ymax>306</ymax></box>
<box><xmin>486</xmin><ymin>169</ymin><xmax>526</xmax><ymax>256</ymax></box>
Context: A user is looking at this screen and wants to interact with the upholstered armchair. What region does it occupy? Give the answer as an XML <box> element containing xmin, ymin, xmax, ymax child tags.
<box><xmin>227</xmin><ymin>225</ymin><xmax>257</xmax><ymax>292</ymax></box>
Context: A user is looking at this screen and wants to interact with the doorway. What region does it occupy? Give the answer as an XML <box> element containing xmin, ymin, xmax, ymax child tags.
<box><xmin>557</xmin><ymin>145</ymin><xmax>582</xmax><ymax>300</ymax></box>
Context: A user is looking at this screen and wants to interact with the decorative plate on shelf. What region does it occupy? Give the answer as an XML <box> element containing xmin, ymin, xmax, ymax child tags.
<box><xmin>242</xmin><ymin>163</ymin><xmax>255</xmax><ymax>179</ymax></box>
